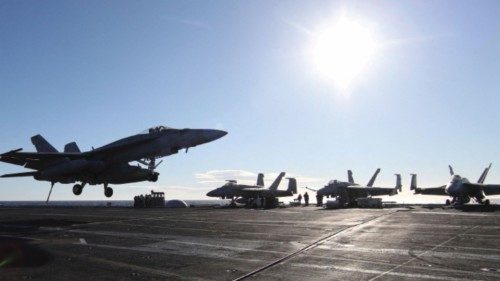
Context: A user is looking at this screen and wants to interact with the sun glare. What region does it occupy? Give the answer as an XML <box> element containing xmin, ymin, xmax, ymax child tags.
<box><xmin>312</xmin><ymin>16</ymin><xmax>377</xmax><ymax>89</ymax></box>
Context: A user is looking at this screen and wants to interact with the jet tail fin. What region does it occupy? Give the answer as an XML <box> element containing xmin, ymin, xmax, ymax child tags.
<box><xmin>348</xmin><ymin>170</ymin><xmax>354</xmax><ymax>184</ymax></box>
<box><xmin>410</xmin><ymin>174</ymin><xmax>417</xmax><ymax>191</ymax></box>
<box><xmin>448</xmin><ymin>165</ymin><xmax>454</xmax><ymax>176</ymax></box>
<box><xmin>477</xmin><ymin>163</ymin><xmax>492</xmax><ymax>184</ymax></box>
<box><xmin>1</xmin><ymin>171</ymin><xmax>37</xmax><ymax>178</ymax></box>
<box><xmin>31</xmin><ymin>135</ymin><xmax>58</xmax><ymax>152</ymax></box>
<box><xmin>269</xmin><ymin>172</ymin><xmax>285</xmax><ymax>191</ymax></box>
<box><xmin>367</xmin><ymin>168</ymin><xmax>381</xmax><ymax>187</ymax></box>
<box><xmin>256</xmin><ymin>173</ymin><xmax>264</xmax><ymax>186</ymax></box>
<box><xmin>286</xmin><ymin>178</ymin><xmax>297</xmax><ymax>194</ymax></box>
<box><xmin>395</xmin><ymin>174</ymin><xmax>402</xmax><ymax>192</ymax></box>
<box><xmin>64</xmin><ymin>142</ymin><xmax>81</xmax><ymax>153</ymax></box>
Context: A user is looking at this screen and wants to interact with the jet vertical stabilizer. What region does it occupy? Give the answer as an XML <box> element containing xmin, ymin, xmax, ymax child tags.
<box><xmin>64</xmin><ymin>142</ymin><xmax>81</xmax><ymax>153</ymax></box>
<box><xmin>269</xmin><ymin>172</ymin><xmax>286</xmax><ymax>191</ymax></box>
<box><xmin>348</xmin><ymin>170</ymin><xmax>354</xmax><ymax>184</ymax></box>
<box><xmin>477</xmin><ymin>163</ymin><xmax>492</xmax><ymax>184</ymax></box>
<box><xmin>395</xmin><ymin>174</ymin><xmax>402</xmax><ymax>192</ymax></box>
<box><xmin>367</xmin><ymin>168</ymin><xmax>381</xmax><ymax>187</ymax></box>
<box><xmin>448</xmin><ymin>165</ymin><xmax>454</xmax><ymax>176</ymax></box>
<box><xmin>257</xmin><ymin>173</ymin><xmax>264</xmax><ymax>186</ymax></box>
<box><xmin>286</xmin><ymin>177</ymin><xmax>297</xmax><ymax>194</ymax></box>
<box><xmin>410</xmin><ymin>174</ymin><xmax>417</xmax><ymax>191</ymax></box>
<box><xmin>31</xmin><ymin>135</ymin><xmax>58</xmax><ymax>152</ymax></box>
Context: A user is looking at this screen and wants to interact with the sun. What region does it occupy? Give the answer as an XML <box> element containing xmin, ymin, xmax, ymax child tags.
<box><xmin>312</xmin><ymin>16</ymin><xmax>377</xmax><ymax>89</ymax></box>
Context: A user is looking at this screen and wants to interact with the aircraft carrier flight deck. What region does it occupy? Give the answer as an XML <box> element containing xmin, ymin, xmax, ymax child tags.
<box><xmin>1</xmin><ymin>205</ymin><xmax>499</xmax><ymax>281</ymax></box>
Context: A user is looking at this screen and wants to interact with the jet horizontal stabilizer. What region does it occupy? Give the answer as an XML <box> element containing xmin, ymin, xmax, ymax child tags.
<box><xmin>1</xmin><ymin>171</ymin><xmax>37</xmax><ymax>178</ymax></box>
<box><xmin>1</xmin><ymin>148</ymin><xmax>22</xmax><ymax>156</ymax></box>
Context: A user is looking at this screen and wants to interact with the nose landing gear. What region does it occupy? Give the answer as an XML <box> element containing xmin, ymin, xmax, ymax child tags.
<box><xmin>72</xmin><ymin>183</ymin><xmax>86</xmax><ymax>196</ymax></box>
<box><xmin>104</xmin><ymin>183</ymin><xmax>113</xmax><ymax>198</ymax></box>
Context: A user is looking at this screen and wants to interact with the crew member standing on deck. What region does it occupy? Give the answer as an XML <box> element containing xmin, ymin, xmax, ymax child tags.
<box><xmin>316</xmin><ymin>194</ymin><xmax>323</xmax><ymax>206</ymax></box>
<box><xmin>297</xmin><ymin>193</ymin><xmax>302</xmax><ymax>205</ymax></box>
<box><xmin>304</xmin><ymin>192</ymin><xmax>309</xmax><ymax>206</ymax></box>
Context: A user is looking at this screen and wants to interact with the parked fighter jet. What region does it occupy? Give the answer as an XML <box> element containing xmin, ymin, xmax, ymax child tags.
<box><xmin>206</xmin><ymin>172</ymin><xmax>297</xmax><ymax>208</ymax></box>
<box><xmin>307</xmin><ymin>169</ymin><xmax>402</xmax><ymax>206</ymax></box>
<box><xmin>410</xmin><ymin>164</ymin><xmax>500</xmax><ymax>206</ymax></box>
<box><xmin>0</xmin><ymin>126</ymin><xmax>227</xmax><ymax>200</ymax></box>
<box><xmin>307</xmin><ymin>169</ymin><xmax>379</xmax><ymax>198</ymax></box>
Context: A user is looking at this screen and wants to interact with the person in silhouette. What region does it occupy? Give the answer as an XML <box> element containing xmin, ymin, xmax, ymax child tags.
<box><xmin>297</xmin><ymin>194</ymin><xmax>302</xmax><ymax>205</ymax></box>
<box><xmin>304</xmin><ymin>192</ymin><xmax>309</xmax><ymax>206</ymax></box>
<box><xmin>316</xmin><ymin>194</ymin><xmax>323</xmax><ymax>207</ymax></box>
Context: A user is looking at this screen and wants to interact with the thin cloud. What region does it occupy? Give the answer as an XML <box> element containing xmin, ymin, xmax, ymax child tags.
<box><xmin>164</xmin><ymin>16</ymin><xmax>212</xmax><ymax>31</ymax></box>
<box><xmin>195</xmin><ymin>169</ymin><xmax>325</xmax><ymax>187</ymax></box>
<box><xmin>281</xmin><ymin>18</ymin><xmax>313</xmax><ymax>36</ymax></box>
<box><xmin>195</xmin><ymin>170</ymin><xmax>257</xmax><ymax>184</ymax></box>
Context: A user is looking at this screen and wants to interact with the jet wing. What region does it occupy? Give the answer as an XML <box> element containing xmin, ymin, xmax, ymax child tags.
<box><xmin>0</xmin><ymin>152</ymin><xmax>84</xmax><ymax>171</ymax></box>
<box><xmin>1</xmin><ymin>133</ymin><xmax>159</xmax><ymax>164</ymax></box>
<box><xmin>240</xmin><ymin>188</ymin><xmax>266</xmax><ymax>194</ymax></box>
<box><xmin>239</xmin><ymin>188</ymin><xmax>274</xmax><ymax>197</ymax></box>
<box><xmin>463</xmin><ymin>183</ymin><xmax>500</xmax><ymax>196</ymax></box>
<box><xmin>349</xmin><ymin>186</ymin><xmax>398</xmax><ymax>196</ymax></box>
<box><xmin>1</xmin><ymin>151</ymin><xmax>84</xmax><ymax>160</ymax></box>
<box><xmin>0</xmin><ymin>155</ymin><xmax>28</xmax><ymax>166</ymax></box>
<box><xmin>482</xmin><ymin>184</ymin><xmax>500</xmax><ymax>195</ymax></box>
<box><xmin>414</xmin><ymin>186</ymin><xmax>447</xmax><ymax>195</ymax></box>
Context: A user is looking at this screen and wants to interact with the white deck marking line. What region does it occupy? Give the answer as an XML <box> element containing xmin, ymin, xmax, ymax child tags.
<box><xmin>231</xmin><ymin>211</ymin><xmax>398</xmax><ymax>281</ymax></box>
<box><xmin>3</xmin><ymin>231</ymin><xmax>497</xmax><ymax>280</ymax></box>
<box><xmin>368</xmin><ymin>225</ymin><xmax>479</xmax><ymax>281</ymax></box>
<box><xmin>53</xmin><ymin>250</ymin><xmax>209</xmax><ymax>281</ymax></box>
<box><xmin>112</xmin><ymin>221</ymin><xmax>318</xmax><ymax>239</ymax></box>
<box><xmin>79</xmin><ymin>238</ymin><xmax>87</xmax><ymax>245</ymax></box>
<box><xmin>412</xmin><ymin>211</ymin><xmax>495</xmax><ymax>217</ymax></box>
<box><xmin>299</xmin><ymin>254</ymin><xmax>500</xmax><ymax>279</ymax></box>
<box><xmin>291</xmin><ymin>262</ymin><xmax>482</xmax><ymax>281</ymax></box>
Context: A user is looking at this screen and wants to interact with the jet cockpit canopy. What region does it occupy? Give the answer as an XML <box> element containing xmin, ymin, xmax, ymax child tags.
<box><xmin>451</xmin><ymin>174</ymin><xmax>462</xmax><ymax>182</ymax></box>
<box><xmin>224</xmin><ymin>180</ymin><xmax>237</xmax><ymax>186</ymax></box>
<box><xmin>140</xmin><ymin>126</ymin><xmax>172</xmax><ymax>134</ymax></box>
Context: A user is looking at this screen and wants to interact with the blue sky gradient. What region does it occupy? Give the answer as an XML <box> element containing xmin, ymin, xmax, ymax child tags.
<box><xmin>1</xmin><ymin>1</ymin><xmax>500</xmax><ymax>201</ymax></box>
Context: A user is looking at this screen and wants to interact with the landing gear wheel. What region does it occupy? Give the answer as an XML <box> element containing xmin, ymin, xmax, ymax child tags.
<box><xmin>445</xmin><ymin>199</ymin><xmax>451</xmax><ymax>206</ymax></box>
<box><xmin>73</xmin><ymin>184</ymin><xmax>83</xmax><ymax>196</ymax></box>
<box><xmin>104</xmin><ymin>187</ymin><xmax>113</xmax><ymax>198</ymax></box>
<box><xmin>484</xmin><ymin>199</ymin><xmax>490</xmax><ymax>206</ymax></box>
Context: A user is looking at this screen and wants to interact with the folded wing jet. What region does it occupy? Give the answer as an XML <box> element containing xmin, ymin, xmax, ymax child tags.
<box><xmin>308</xmin><ymin>169</ymin><xmax>402</xmax><ymax>207</ymax></box>
<box><xmin>411</xmin><ymin>164</ymin><xmax>499</xmax><ymax>205</ymax></box>
<box><xmin>206</xmin><ymin>172</ymin><xmax>297</xmax><ymax>208</ymax></box>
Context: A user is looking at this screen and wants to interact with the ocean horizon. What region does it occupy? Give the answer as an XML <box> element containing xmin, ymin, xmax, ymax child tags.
<box><xmin>0</xmin><ymin>199</ymin><xmax>230</xmax><ymax>207</ymax></box>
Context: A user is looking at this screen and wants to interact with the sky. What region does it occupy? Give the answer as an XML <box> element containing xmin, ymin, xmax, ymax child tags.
<box><xmin>1</xmin><ymin>0</ymin><xmax>500</xmax><ymax>203</ymax></box>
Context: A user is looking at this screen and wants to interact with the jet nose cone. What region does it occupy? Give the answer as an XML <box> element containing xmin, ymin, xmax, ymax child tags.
<box><xmin>209</xmin><ymin>129</ymin><xmax>228</xmax><ymax>140</ymax></box>
<box><xmin>202</xmin><ymin>129</ymin><xmax>228</xmax><ymax>143</ymax></box>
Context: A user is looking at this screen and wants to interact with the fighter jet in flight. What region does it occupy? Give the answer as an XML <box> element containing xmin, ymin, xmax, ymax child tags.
<box><xmin>410</xmin><ymin>164</ymin><xmax>499</xmax><ymax>206</ymax></box>
<box><xmin>307</xmin><ymin>169</ymin><xmax>402</xmax><ymax>206</ymax></box>
<box><xmin>206</xmin><ymin>172</ymin><xmax>297</xmax><ymax>208</ymax></box>
<box><xmin>0</xmin><ymin>126</ymin><xmax>227</xmax><ymax>200</ymax></box>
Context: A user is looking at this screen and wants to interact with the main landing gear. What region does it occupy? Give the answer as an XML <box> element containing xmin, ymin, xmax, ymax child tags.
<box><xmin>72</xmin><ymin>183</ymin><xmax>86</xmax><ymax>196</ymax></box>
<box><xmin>72</xmin><ymin>182</ymin><xmax>113</xmax><ymax>198</ymax></box>
<box><xmin>104</xmin><ymin>183</ymin><xmax>113</xmax><ymax>198</ymax></box>
<box><xmin>477</xmin><ymin>198</ymin><xmax>490</xmax><ymax>206</ymax></box>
